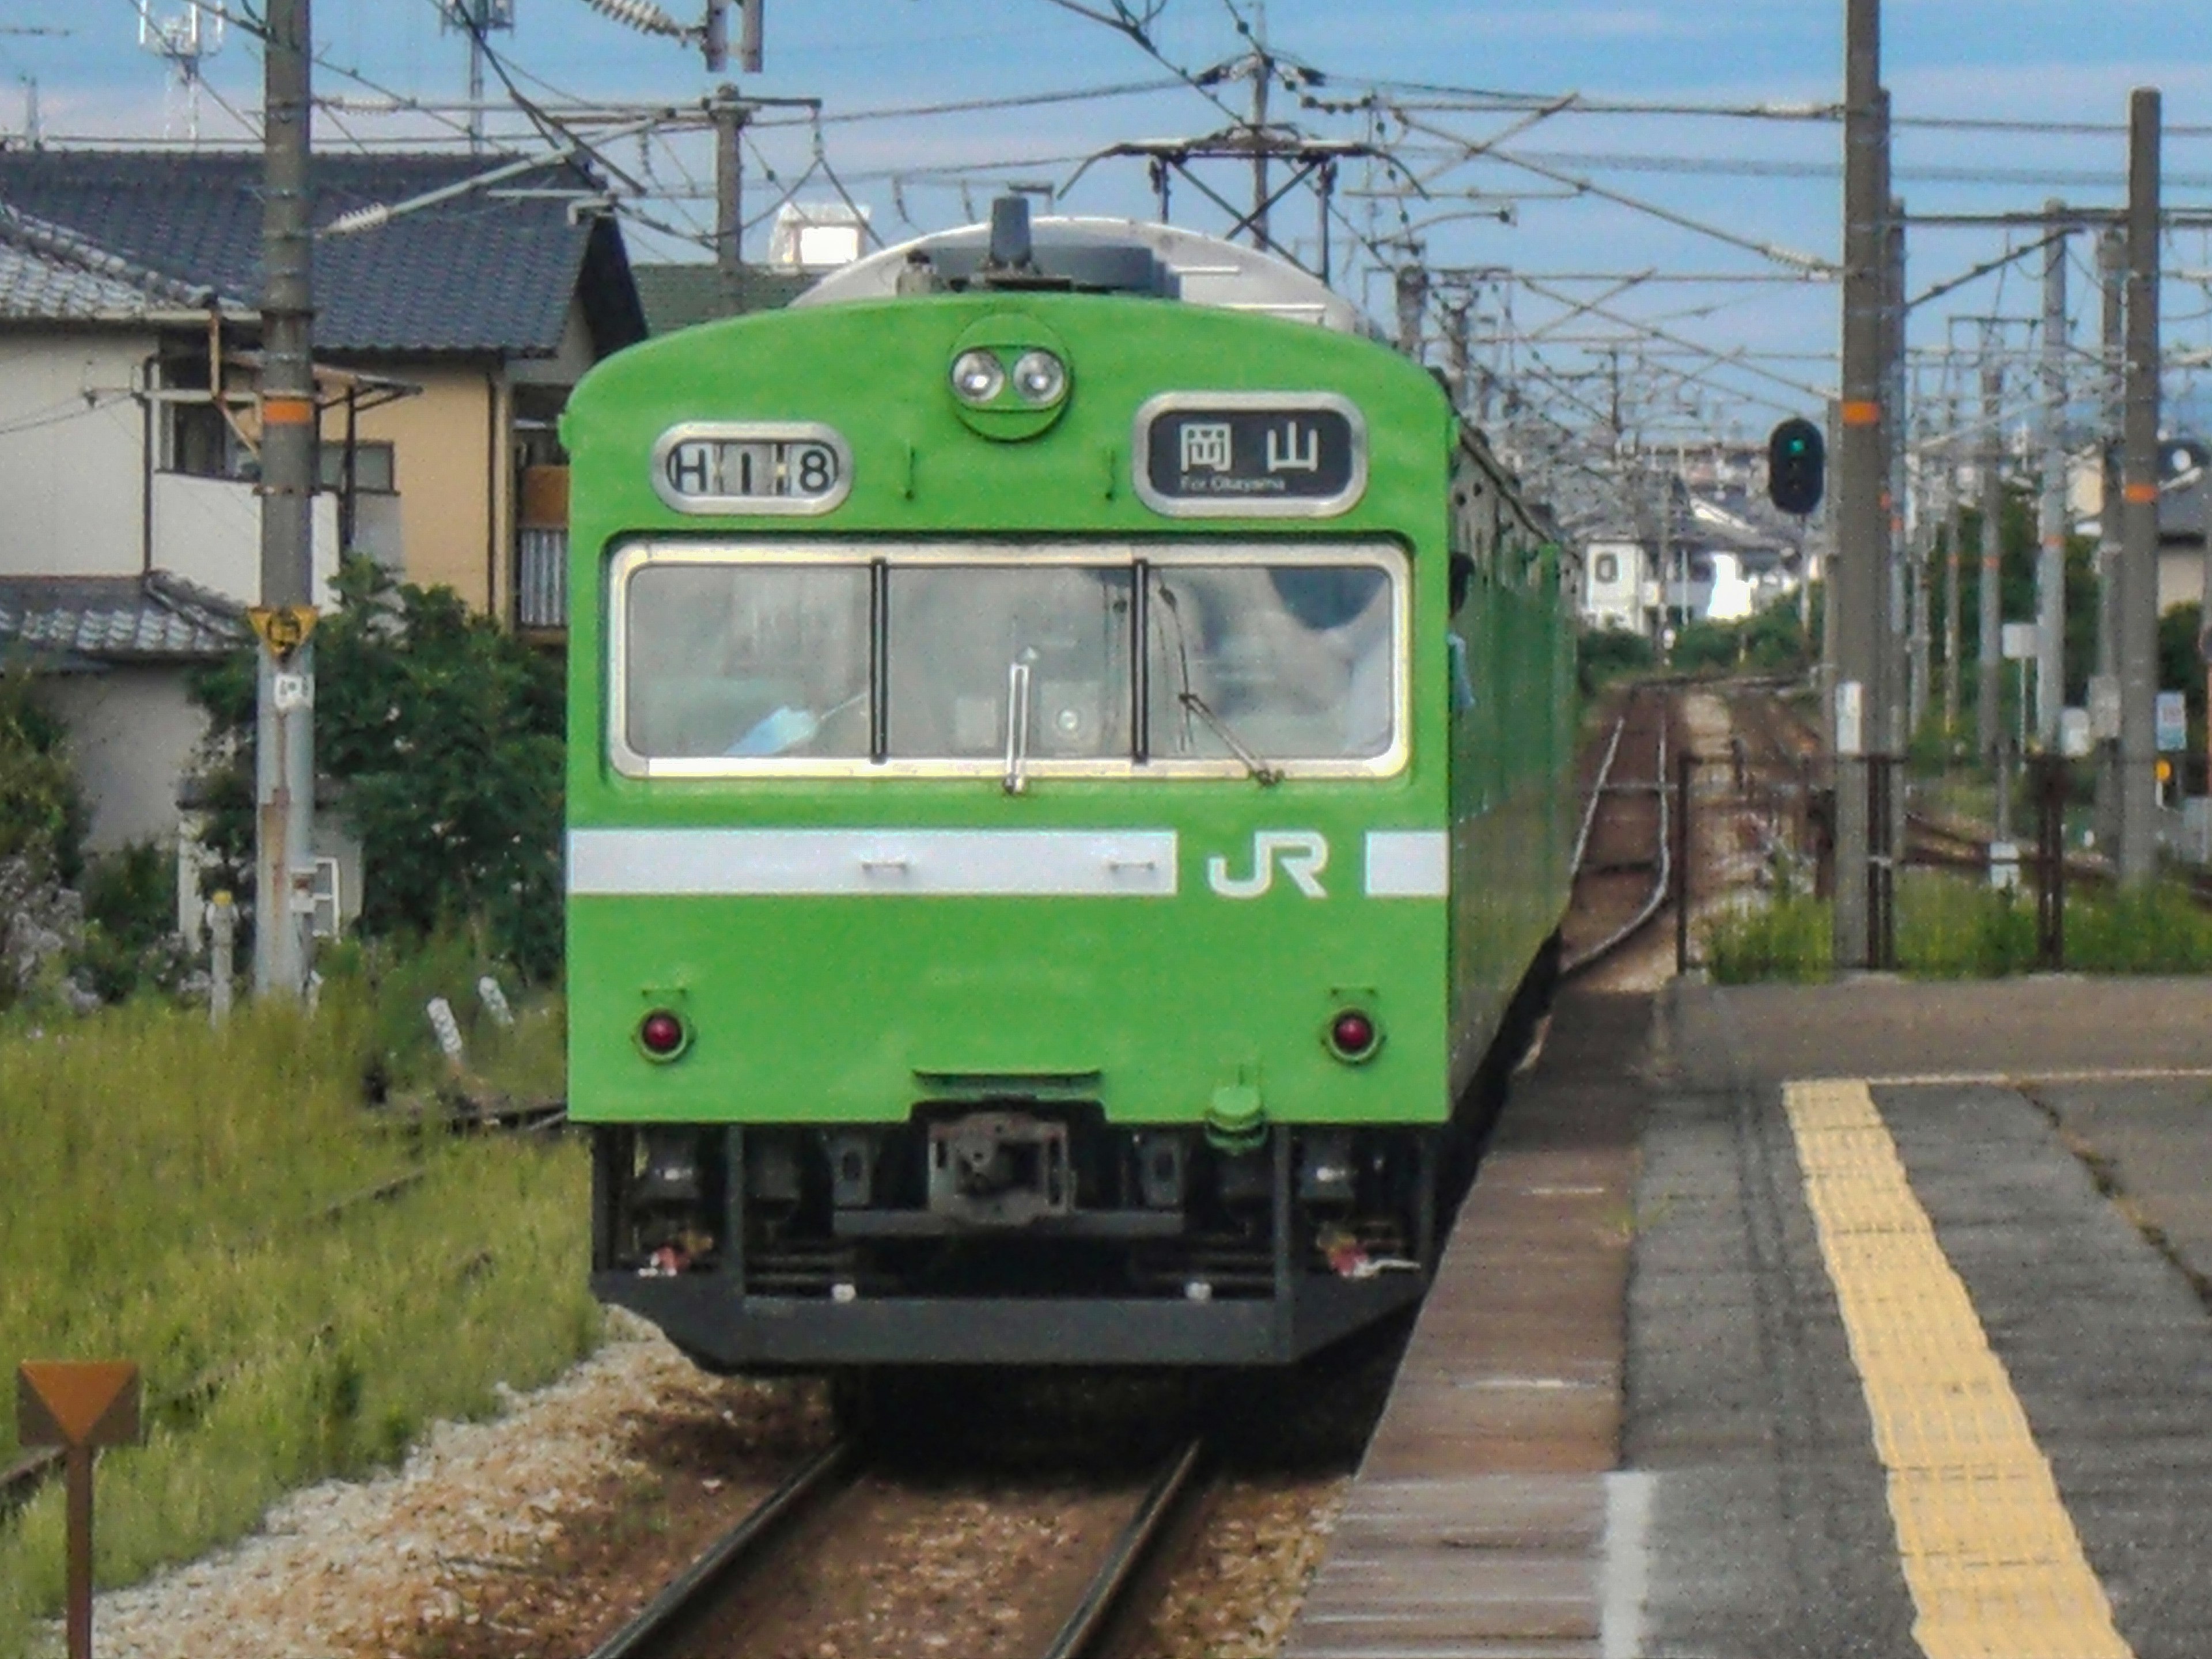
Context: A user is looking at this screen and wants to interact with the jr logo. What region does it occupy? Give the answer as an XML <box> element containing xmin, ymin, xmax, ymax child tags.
<box><xmin>1207</xmin><ymin>831</ymin><xmax>1330</xmax><ymax>899</ymax></box>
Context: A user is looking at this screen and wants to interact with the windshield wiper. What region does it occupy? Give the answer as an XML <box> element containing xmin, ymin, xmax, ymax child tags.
<box><xmin>1003</xmin><ymin>651</ymin><xmax>1036</xmax><ymax>795</ymax></box>
<box><xmin>1177</xmin><ymin>691</ymin><xmax>1282</xmax><ymax>787</ymax></box>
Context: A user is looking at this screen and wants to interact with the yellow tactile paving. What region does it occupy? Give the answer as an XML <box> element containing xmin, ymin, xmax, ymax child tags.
<box><xmin>1782</xmin><ymin>1078</ymin><xmax>2134</xmax><ymax>1659</ymax></box>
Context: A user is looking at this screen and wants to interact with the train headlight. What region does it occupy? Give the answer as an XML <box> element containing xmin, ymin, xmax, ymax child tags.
<box><xmin>950</xmin><ymin>349</ymin><xmax>1007</xmax><ymax>406</ymax></box>
<box><xmin>944</xmin><ymin>316</ymin><xmax>1073</xmax><ymax>440</ymax></box>
<box><xmin>1012</xmin><ymin>349</ymin><xmax>1067</xmax><ymax>407</ymax></box>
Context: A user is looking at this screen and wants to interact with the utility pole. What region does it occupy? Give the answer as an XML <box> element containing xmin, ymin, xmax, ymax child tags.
<box><xmin>2094</xmin><ymin>225</ymin><xmax>2126</xmax><ymax>849</ymax></box>
<box><xmin>713</xmin><ymin>87</ymin><xmax>747</xmax><ymax>313</ymax></box>
<box><xmin>1977</xmin><ymin>343</ymin><xmax>2004</xmax><ymax>762</ymax></box>
<box><xmin>1944</xmin><ymin>393</ymin><xmax>1962</xmax><ymax>736</ymax></box>
<box><xmin>707</xmin><ymin>2</ymin><xmax>763</xmax><ymax>316</ymax></box>
<box><xmin>2118</xmin><ymin>88</ymin><xmax>2163</xmax><ymax>885</ymax></box>
<box><xmin>2037</xmin><ymin>200</ymin><xmax>2070</xmax><ymax>751</ymax></box>
<box><xmin>1834</xmin><ymin>0</ymin><xmax>1891</xmax><ymax>969</ymax></box>
<box><xmin>254</xmin><ymin>0</ymin><xmax>316</xmax><ymax>1001</ymax></box>
<box><xmin>1885</xmin><ymin>191</ymin><xmax>1911</xmax><ymax>763</ymax></box>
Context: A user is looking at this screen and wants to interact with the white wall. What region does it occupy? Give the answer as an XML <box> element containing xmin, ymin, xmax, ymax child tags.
<box><xmin>151</xmin><ymin>471</ymin><xmax>340</xmax><ymax>607</ymax></box>
<box><xmin>40</xmin><ymin>666</ymin><xmax>208</xmax><ymax>853</ymax></box>
<box><xmin>1581</xmin><ymin>539</ymin><xmax>1646</xmax><ymax>630</ymax></box>
<box><xmin>0</xmin><ymin>331</ymin><xmax>150</xmax><ymax>578</ymax></box>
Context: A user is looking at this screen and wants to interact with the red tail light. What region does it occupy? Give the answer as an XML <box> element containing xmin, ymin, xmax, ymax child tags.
<box><xmin>638</xmin><ymin>1010</ymin><xmax>687</xmax><ymax>1058</ymax></box>
<box><xmin>1328</xmin><ymin>1010</ymin><xmax>1378</xmax><ymax>1060</ymax></box>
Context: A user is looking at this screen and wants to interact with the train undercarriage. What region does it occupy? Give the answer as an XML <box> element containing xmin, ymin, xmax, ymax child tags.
<box><xmin>592</xmin><ymin>1111</ymin><xmax>1452</xmax><ymax>1369</ymax></box>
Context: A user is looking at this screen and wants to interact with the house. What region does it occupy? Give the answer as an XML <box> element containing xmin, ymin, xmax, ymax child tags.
<box><xmin>0</xmin><ymin>571</ymin><xmax>243</xmax><ymax>853</ymax></box>
<box><xmin>0</xmin><ymin>148</ymin><xmax>647</xmax><ymax>632</ymax></box>
<box><xmin>0</xmin><ymin>147</ymin><xmax>645</xmax><ymax>876</ymax></box>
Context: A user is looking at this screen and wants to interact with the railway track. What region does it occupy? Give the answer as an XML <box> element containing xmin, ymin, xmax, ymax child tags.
<box><xmin>1560</xmin><ymin>684</ymin><xmax>1676</xmax><ymax>978</ymax></box>
<box><xmin>581</xmin><ymin>1435</ymin><xmax>1210</xmax><ymax>1659</ymax></box>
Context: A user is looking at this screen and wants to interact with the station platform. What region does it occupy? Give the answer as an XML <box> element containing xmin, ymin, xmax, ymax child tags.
<box><xmin>1283</xmin><ymin>977</ymin><xmax>2212</xmax><ymax>1659</ymax></box>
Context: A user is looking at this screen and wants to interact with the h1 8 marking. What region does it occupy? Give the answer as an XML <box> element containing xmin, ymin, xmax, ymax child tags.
<box><xmin>1207</xmin><ymin>831</ymin><xmax>1329</xmax><ymax>899</ymax></box>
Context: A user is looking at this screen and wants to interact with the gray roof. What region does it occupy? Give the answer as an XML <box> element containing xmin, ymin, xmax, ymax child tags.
<box><xmin>0</xmin><ymin>572</ymin><xmax>247</xmax><ymax>668</ymax></box>
<box><xmin>0</xmin><ymin>149</ymin><xmax>645</xmax><ymax>357</ymax></box>
<box><xmin>0</xmin><ymin>202</ymin><xmax>226</xmax><ymax>320</ymax></box>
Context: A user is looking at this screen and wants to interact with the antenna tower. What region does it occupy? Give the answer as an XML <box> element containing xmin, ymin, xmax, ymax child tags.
<box><xmin>440</xmin><ymin>0</ymin><xmax>517</xmax><ymax>154</ymax></box>
<box><xmin>135</xmin><ymin>2</ymin><xmax>225</xmax><ymax>143</ymax></box>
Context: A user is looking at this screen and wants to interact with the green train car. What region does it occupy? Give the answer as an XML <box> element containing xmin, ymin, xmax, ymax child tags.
<box><xmin>561</xmin><ymin>203</ymin><xmax>1578</xmax><ymax>1371</ymax></box>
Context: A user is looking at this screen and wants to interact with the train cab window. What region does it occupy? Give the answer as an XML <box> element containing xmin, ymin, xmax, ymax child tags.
<box><xmin>610</xmin><ymin>541</ymin><xmax>1404</xmax><ymax>778</ymax></box>
<box><xmin>887</xmin><ymin>565</ymin><xmax>1134</xmax><ymax>759</ymax></box>
<box><xmin>1146</xmin><ymin>562</ymin><xmax>1396</xmax><ymax>761</ymax></box>
<box><xmin>622</xmin><ymin>562</ymin><xmax>872</xmax><ymax>759</ymax></box>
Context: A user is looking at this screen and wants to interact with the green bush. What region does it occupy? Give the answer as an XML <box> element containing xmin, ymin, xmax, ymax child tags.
<box><xmin>1577</xmin><ymin>627</ymin><xmax>1655</xmax><ymax>694</ymax></box>
<box><xmin>191</xmin><ymin>558</ymin><xmax>565</xmax><ymax>982</ymax></box>
<box><xmin>0</xmin><ymin>671</ymin><xmax>85</xmax><ymax>882</ymax></box>
<box><xmin>1703</xmin><ymin>891</ymin><xmax>1832</xmax><ymax>982</ymax></box>
<box><xmin>74</xmin><ymin>841</ymin><xmax>191</xmax><ymax>1003</ymax></box>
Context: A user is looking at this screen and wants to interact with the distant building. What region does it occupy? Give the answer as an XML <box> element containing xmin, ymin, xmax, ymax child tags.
<box><xmin>0</xmin><ymin>149</ymin><xmax>646</xmax><ymax>633</ymax></box>
<box><xmin>0</xmin><ymin>147</ymin><xmax>646</xmax><ymax>873</ymax></box>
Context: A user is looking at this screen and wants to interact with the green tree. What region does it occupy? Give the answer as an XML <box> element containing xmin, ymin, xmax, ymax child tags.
<box><xmin>192</xmin><ymin>560</ymin><xmax>565</xmax><ymax>980</ymax></box>
<box><xmin>0</xmin><ymin>669</ymin><xmax>86</xmax><ymax>882</ymax></box>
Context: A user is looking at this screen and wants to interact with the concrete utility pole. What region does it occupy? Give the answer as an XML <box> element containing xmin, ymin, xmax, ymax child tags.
<box><xmin>1833</xmin><ymin>0</ymin><xmax>1891</xmax><ymax>968</ymax></box>
<box><xmin>2118</xmin><ymin>88</ymin><xmax>2164</xmax><ymax>885</ymax></box>
<box><xmin>1977</xmin><ymin>345</ymin><xmax>2005</xmax><ymax>761</ymax></box>
<box><xmin>1944</xmin><ymin>394</ymin><xmax>1962</xmax><ymax>734</ymax></box>
<box><xmin>2095</xmin><ymin>226</ymin><xmax>2126</xmax><ymax>847</ymax></box>
<box><xmin>2037</xmin><ymin>201</ymin><xmax>2070</xmax><ymax>750</ymax></box>
<box><xmin>1884</xmin><ymin>192</ymin><xmax>1911</xmax><ymax>858</ymax></box>
<box><xmin>707</xmin><ymin>2</ymin><xmax>763</xmax><ymax>315</ymax></box>
<box><xmin>713</xmin><ymin>86</ymin><xmax>747</xmax><ymax>313</ymax></box>
<box><xmin>255</xmin><ymin>0</ymin><xmax>316</xmax><ymax>1001</ymax></box>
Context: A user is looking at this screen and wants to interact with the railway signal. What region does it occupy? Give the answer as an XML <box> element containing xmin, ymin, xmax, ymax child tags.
<box><xmin>1767</xmin><ymin>416</ymin><xmax>1825</xmax><ymax>517</ymax></box>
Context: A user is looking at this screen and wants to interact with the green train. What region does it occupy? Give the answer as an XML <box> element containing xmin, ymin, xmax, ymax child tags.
<box><xmin>561</xmin><ymin>202</ymin><xmax>1579</xmax><ymax>1371</ymax></box>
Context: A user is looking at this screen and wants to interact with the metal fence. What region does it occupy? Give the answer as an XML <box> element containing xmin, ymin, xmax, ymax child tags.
<box><xmin>1684</xmin><ymin>740</ymin><xmax>2206</xmax><ymax>980</ymax></box>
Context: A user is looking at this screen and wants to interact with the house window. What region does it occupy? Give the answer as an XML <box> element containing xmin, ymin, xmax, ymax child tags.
<box><xmin>1595</xmin><ymin>553</ymin><xmax>1620</xmax><ymax>585</ymax></box>
<box><xmin>318</xmin><ymin>442</ymin><xmax>396</xmax><ymax>494</ymax></box>
<box><xmin>165</xmin><ymin>399</ymin><xmax>260</xmax><ymax>482</ymax></box>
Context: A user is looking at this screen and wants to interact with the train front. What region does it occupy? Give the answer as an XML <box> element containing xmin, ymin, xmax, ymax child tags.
<box><xmin>563</xmin><ymin>217</ymin><xmax>1464</xmax><ymax>1370</ymax></box>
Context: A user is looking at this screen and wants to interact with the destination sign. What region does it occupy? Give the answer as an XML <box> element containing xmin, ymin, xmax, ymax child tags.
<box><xmin>1135</xmin><ymin>393</ymin><xmax>1366</xmax><ymax>518</ymax></box>
<box><xmin>651</xmin><ymin>422</ymin><xmax>852</xmax><ymax>516</ymax></box>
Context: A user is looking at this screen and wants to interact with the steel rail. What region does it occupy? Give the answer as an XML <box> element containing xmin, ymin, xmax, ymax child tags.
<box><xmin>1563</xmin><ymin>694</ymin><xmax>1675</xmax><ymax>978</ymax></box>
<box><xmin>582</xmin><ymin>1438</ymin><xmax>858</xmax><ymax>1659</ymax></box>
<box><xmin>1569</xmin><ymin>707</ymin><xmax>1630</xmax><ymax>878</ymax></box>
<box><xmin>1038</xmin><ymin>1436</ymin><xmax>1209</xmax><ymax>1659</ymax></box>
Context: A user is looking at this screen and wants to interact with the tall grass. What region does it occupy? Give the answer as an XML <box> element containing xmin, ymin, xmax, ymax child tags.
<box><xmin>0</xmin><ymin>991</ymin><xmax>596</xmax><ymax>1657</ymax></box>
<box><xmin>1703</xmin><ymin>871</ymin><xmax>2212</xmax><ymax>981</ymax></box>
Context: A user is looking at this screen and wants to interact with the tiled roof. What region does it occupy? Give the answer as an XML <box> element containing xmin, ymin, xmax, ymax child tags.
<box><xmin>0</xmin><ymin>150</ymin><xmax>645</xmax><ymax>357</ymax></box>
<box><xmin>0</xmin><ymin>203</ymin><xmax>230</xmax><ymax>320</ymax></box>
<box><xmin>0</xmin><ymin>571</ymin><xmax>247</xmax><ymax>666</ymax></box>
<box><xmin>634</xmin><ymin>262</ymin><xmax>810</xmax><ymax>334</ymax></box>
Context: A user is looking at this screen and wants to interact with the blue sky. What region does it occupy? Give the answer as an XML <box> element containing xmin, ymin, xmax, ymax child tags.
<box><xmin>10</xmin><ymin>1</ymin><xmax>2212</xmax><ymax>438</ymax></box>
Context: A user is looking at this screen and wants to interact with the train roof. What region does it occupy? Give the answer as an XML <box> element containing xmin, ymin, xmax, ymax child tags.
<box><xmin>793</xmin><ymin>214</ymin><xmax>1365</xmax><ymax>334</ymax></box>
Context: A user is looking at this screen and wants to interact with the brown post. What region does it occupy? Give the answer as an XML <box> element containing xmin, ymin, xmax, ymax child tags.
<box><xmin>65</xmin><ymin>1448</ymin><xmax>92</xmax><ymax>1659</ymax></box>
<box><xmin>17</xmin><ymin>1361</ymin><xmax>141</xmax><ymax>1659</ymax></box>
